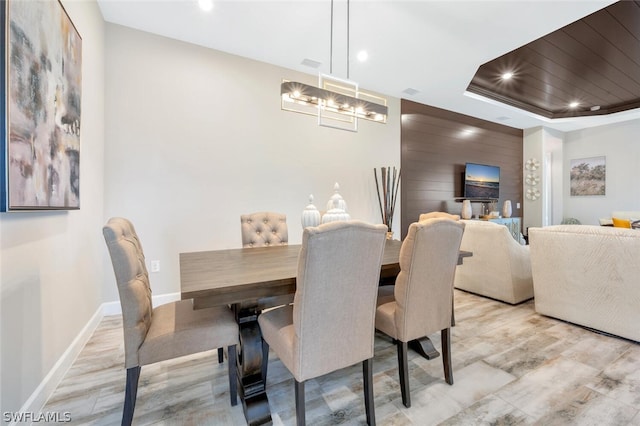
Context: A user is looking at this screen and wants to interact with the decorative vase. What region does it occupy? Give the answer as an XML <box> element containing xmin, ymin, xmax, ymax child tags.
<box><xmin>502</xmin><ymin>200</ymin><xmax>512</xmax><ymax>218</ymax></box>
<box><xmin>321</xmin><ymin>202</ymin><xmax>351</xmax><ymax>223</ymax></box>
<box><xmin>301</xmin><ymin>194</ymin><xmax>321</xmax><ymax>228</ymax></box>
<box><xmin>461</xmin><ymin>200</ymin><xmax>472</xmax><ymax>219</ymax></box>
<box><xmin>326</xmin><ymin>182</ymin><xmax>348</xmax><ymax>212</ymax></box>
<box><xmin>322</xmin><ymin>182</ymin><xmax>351</xmax><ymax>224</ymax></box>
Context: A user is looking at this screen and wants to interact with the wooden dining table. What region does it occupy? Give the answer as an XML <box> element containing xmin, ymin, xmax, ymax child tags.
<box><xmin>180</xmin><ymin>239</ymin><xmax>471</xmax><ymax>425</ymax></box>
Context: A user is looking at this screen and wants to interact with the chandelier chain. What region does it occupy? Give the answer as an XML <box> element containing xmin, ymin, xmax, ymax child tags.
<box><xmin>329</xmin><ymin>0</ymin><xmax>350</xmax><ymax>79</ymax></box>
<box><xmin>330</xmin><ymin>0</ymin><xmax>333</xmax><ymax>74</ymax></box>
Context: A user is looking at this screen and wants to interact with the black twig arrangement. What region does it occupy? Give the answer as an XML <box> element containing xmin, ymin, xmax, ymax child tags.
<box><xmin>374</xmin><ymin>166</ymin><xmax>401</xmax><ymax>232</ymax></box>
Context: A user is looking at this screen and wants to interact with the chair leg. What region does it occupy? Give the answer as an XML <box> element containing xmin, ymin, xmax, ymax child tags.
<box><xmin>218</xmin><ymin>347</ymin><xmax>224</xmax><ymax>364</ymax></box>
<box><xmin>294</xmin><ymin>379</ymin><xmax>306</xmax><ymax>426</ymax></box>
<box><xmin>122</xmin><ymin>366</ymin><xmax>141</xmax><ymax>426</ymax></box>
<box><xmin>261</xmin><ymin>338</ymin><xmax>270</xmax><ymax>385</ymax></box>
<box><xmin>227</xmin><ymin>345</ymin><xmax>238</xmax><ymax>406</ymax></box>
<box><xmin>362</xmin><ymin>358</ymin><xmax>376</xmax><ymax>426</ymax></box>
<box><xmin>442</xmin><ymin>328</ymin><xmax>453</xmax><ymax>385</ymax></box>
<box><xmin>396</xmin><ymin>340</ymin><xmax>411</xmax><ymax>408</ymax></box>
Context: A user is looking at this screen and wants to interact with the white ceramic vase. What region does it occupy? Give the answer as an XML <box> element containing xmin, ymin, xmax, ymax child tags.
<box><xmin>326</xmin><ymin>182</ymin><xmax>348</xmax><ymax>212</ymax></box>
<box><xmin>301</xmin><ymin>194</ymin><xmax>321</xmax><ymax>228</ymax></box>
<box><xmin>502</xmin><ymin>200</ymin><xmax>512</xmax><ymax>218</ymax></box>
<box><xmin>321</xmin><ymin>204</ymin><xmax>351</xmax><ymax>223</ymax></box>
<box><xmin>322</xmin><ymin>182</ymin><xmax>351</xmax><ymax>223</ymax></box>
<box><xmin>461</xmin><ymin>200</ymin><xmax>472</xmax><ymax>219</ymax></box>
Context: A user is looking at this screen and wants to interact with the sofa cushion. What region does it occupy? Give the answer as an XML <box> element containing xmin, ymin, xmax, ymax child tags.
<box><xmin>612</xmin><ymin>217</ymin><xmax>631</xmax><ymax>228</ymax></box>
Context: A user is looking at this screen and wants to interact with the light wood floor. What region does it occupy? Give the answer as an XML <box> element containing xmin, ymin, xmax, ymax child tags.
<box><xmin>43</xmin><ymin>290</ymin><xmax>640</xmax><ymax>425</ymax></box>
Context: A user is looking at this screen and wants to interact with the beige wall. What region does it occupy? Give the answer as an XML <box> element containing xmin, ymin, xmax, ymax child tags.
<box><xmin>1</xmin><ymin>8</ymin><xmax>400</xmax><ymax>415</ymax></box>
<box><xmin>4</xmin><ymin>0</ymin><xmax>636</xmax><ymax>417</ymax></box>
<box><xmin>0</xmin><ymin>0</ymin><xmax>105</xmax><ymax>417</ymax></box>
<box><xmin>103</xmin><ymin>24</ymin><xmax>401</xmax><ymax>301</ymax></box>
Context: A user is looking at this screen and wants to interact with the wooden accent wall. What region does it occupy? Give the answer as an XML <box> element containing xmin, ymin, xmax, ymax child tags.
<box><xmin>401</xmin><ymin>99</ymin><xmax>524</xmax><ymax>239</ymax></box>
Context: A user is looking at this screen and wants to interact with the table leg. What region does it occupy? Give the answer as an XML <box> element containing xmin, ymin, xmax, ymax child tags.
<box><xmin>408</xmin><ymin>293</ymin><xmax>456</xmax><ymax>360</ymax></box>
<box><xmin>408</xmin><ymin>338</ymin><xmax>440</xmax><ymax>360</ymax></box>
<box><xmin>234</xmin><ymin>304</ymin><xmax>272</xmax><ymax>426</ymax></box>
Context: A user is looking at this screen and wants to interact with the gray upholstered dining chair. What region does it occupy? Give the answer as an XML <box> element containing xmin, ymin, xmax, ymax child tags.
<box><xmin>103</xmin><ymin>217</ymin><xmax>239</xmax><ymax>426</ymax></box>
<box><xmin>241</xmin><ymin>211</ymin><xmax>288</xmax><ymax>247</ymax></box>
<box><xmin>258</xmin><ymin>221</ymin><xmax>388</xmax><ymax>425</ymax></box>
<box><xmin>375</xmin><ymin>218</ymin><xmax>465</xmax><ymax>408</ymax></box>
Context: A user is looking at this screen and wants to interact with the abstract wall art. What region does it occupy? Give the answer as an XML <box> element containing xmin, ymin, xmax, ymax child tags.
<box><xmin>1</xmin><ymin>0</ymin><xmax>82</xmax><ymax>211</ymax></box>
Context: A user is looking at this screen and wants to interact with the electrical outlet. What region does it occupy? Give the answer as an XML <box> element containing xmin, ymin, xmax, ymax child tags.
<box><xmin>516</xmin><ymin>202</ymin><xmax>521</xmax><ymax>209</ymax></box>
<box><xmin>150</xmin><ymin>260</ymin><xmax>160</xmax><ymax>273</ymax></box>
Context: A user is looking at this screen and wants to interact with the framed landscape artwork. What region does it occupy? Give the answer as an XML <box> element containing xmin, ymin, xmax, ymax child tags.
<box><xmin>570</xmin><ymin>156</ymin><xmax>606</xmax><ymax>196</ymax></box>
<box><xmin>1</xmin><ymin>0</ymin><xmax>82</xmax><ymax>211</ymax></box>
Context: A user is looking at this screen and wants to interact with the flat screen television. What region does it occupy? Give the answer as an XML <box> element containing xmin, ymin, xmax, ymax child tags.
<box><xmin>464</xmin><ymin>162</ymin><xmax>500</xmax><ymax>199</ymax></box>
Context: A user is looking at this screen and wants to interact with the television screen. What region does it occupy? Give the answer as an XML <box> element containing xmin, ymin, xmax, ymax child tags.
<box><xmin>464</xmin><ymin>163</ymin><xmax>500</xmax><ymax>199</ymax></box>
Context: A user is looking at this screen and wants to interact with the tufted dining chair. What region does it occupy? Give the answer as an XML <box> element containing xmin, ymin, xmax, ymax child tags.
<box><xmin>375</xmin><ymin>218</ymin><xmax>465</xmax><ymax>408</ymax></box>
<box><xmin>241</xmin><ymin>212</ymin><xmax>288</xmax><ymax>248</ymax></box>
<box><xmin>103</xmin><ymin>217</ymin><xmax>239</xmax><ymax>426</ymax></box>
<box><xmin>258</xmin><ymin>221</ymin><xmax>388</xmax><ymax>425</ymax></box>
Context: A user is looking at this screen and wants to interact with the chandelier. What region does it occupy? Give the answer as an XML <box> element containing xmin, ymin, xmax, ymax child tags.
<box><xmin>280</xmin><ymin>0</ymin><xmax>388</xmax><ymax>131</ymax></box>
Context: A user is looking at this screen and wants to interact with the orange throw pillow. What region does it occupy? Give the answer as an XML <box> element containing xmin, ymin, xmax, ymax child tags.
<box><xmin>612</xmin><ymin>217</ymin><xmax>631</xmax><ymax>228</ymax></box>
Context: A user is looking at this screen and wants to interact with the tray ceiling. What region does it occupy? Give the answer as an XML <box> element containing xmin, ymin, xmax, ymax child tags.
<box><xmin>467</xmin><ymin>1</ymin><xmax>640</xmax><ymax>119</ymax></box>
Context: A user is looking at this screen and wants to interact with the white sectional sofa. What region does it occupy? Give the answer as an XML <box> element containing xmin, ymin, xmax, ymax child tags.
<box><xmin>529</xmin><ymin>225</ymin><xmax>640</xmax><ymax>342</ymax></box>
<box><xmin>598</xmin><ymin>211</ymin><xmax>640</xmax><ymax>226</ymax></box>
<box><xmin>454</xmin><ymin>220</ymin><xmax>533</xmax><ymax>304</ymax></box>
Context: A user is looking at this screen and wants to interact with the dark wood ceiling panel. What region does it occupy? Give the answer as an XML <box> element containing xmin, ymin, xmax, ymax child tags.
<box><xmin>467</xmin><ymin>1</ymin><xmax>640</xmax><ymax>119</ymax></box>
<box><xmin>560</xmin><ymin>20</ymin><xmax>640</xmax><ymax>93</ymax></box>
<box><xmin>607</xmin><ymin>1</ymin><xmax>640</xmax><ymax>42</ymax></box>
<box><xmin>586</xmin><ymin>1</ymin><xmax>640</xmax><ymax>69</ymax></box>
<box><xmin>469</xmin><ymin>51</ymin><xmax>591</xmax><ymax>114</ymax></box>
<box><xmin>526</xmin><ymin>37</ymin><xmax>632</xmax><ymax>107</ymax></box>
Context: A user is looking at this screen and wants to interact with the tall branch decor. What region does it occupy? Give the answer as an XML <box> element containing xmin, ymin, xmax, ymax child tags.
<box><xmin>374</xmin><ymin>166</ymin><xmax>401</xmax><ymax>232</ymax></box>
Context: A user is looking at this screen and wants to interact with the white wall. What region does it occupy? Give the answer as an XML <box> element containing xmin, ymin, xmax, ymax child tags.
<box><xmin>103</xmin><ymin>24</ymin><xmax>401</xmax><ymax>300</ymax></box>
<box><xmin>526</xmin><ymin>119</ymin><xmax>640</xmax><ymax>230</ymax></box>
<box><xmin>523</xmin><ymin>127</ymin><xmax>544</xmax><ymax>233</ymax></box>
<box><xmin>563</xmin><ymin>119</ymin><xmax>640</xmax><ymax>224</ymax></box>
<box><xmin>543</xmin><ymin>128</ymin><xmax>564</xmax><ymax>226</ymax></box>
<box><xmin>0</xmin><ymin>0</ymin><xmax>105</xmax><ymax>418</ymax></box>
<box><xmin>523</xmin><ymin>126</ymin><xmax>563</xmax><ymax>231</ymax></box>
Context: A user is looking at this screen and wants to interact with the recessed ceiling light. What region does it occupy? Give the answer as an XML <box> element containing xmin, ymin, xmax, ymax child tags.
<box><xmin>357</xmin><ymin>50</ymin><xmax>368</xmax><ymax>62</ymax></box>
<box><xmin>590</xmin><ymin>105</ymin><xmax>601</xmax><ymax>111</ymax></box>
<box><xmin>402</xmin><ymin>88</ymin><xmax>420</xmax><ymax>96</ymax></box>
<box><xmin>198</xmin><ymin>0</ymin><xmax>214</xmax><ymax>12</ymax></box>
<box><xmin>569</xmin><ymin>101</ymin><xmax>580</xmax><ymax>108</ymax></box>
<box><xmin>501</xmin><ymin>72</ymin><xmax>514</xmax><ymax>80</ymax></box>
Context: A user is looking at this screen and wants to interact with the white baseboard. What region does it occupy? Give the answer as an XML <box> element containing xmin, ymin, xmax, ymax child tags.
<box><xmin>13</xmin><ymin>307</ymin><xmax>103</xmax><ymax>426</ymax></box>
<box><xmin>102</xmin><ymin>292</ymin><xmax>180</xmax><ymax>316</ymax></box>
<box><xmin>14</xmin><ymin>292</ymin><xmax>181</xmax><ymax>425</ymax></box>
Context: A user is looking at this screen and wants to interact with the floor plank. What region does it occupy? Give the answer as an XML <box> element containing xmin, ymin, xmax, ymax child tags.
<box><xmin>42</xmin><ymin>290</ymin><xmax>640</xmax><ymax>425</ymax></box>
